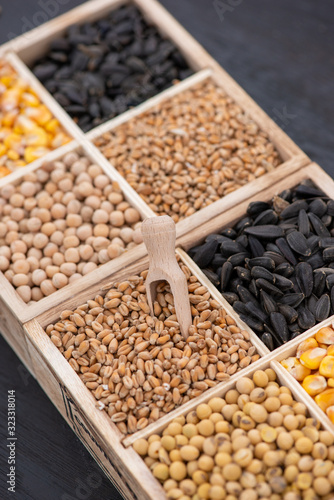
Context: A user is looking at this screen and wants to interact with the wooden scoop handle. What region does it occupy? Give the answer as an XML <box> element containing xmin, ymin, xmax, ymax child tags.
<box><xmin>141</xmin><ymin>216</ymin><xmax>192</xmax><ymax>339</ymax></box>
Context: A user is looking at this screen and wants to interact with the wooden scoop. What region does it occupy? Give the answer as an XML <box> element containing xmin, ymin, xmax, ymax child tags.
<box><xmin>141</xmin><ymin>216</ymin><xmax>192</xmax><ymax>339</ymax></box>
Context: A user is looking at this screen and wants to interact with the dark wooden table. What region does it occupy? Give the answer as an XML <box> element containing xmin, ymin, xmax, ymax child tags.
<box><xmin>0</xmin><ymin>1</ymin><xmax>333</xmax><ymax>499</ymax></box>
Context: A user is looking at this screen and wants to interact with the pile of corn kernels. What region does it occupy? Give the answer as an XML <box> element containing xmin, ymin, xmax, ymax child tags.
<box><xmin>282</xmin><ymin>326</ymin><xmax>334</xmax><ymax>424</ymax></box>
<box><xmin>0</xmin><ymin>60</ymin><xmax>71</xmax><ymax>177</ymax></box>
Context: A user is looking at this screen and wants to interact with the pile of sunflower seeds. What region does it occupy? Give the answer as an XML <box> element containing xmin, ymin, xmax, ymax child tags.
<box><xmin>30</xmin><ymin>4</ymin><xmax>192</xmax><ymax>131</ymax></box>
<box><xmin>189</xmin><ymin>180</ymin><xmax>334</xmax><ymax>349</ymax></box>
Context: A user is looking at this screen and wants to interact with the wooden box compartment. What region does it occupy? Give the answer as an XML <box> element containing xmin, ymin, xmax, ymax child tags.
<box><xmin>0</xmin><ymin>52</ymin><xmax>77</xmax><ymax>180</ymax></box>
<box><xmin>124</xmin><ymin>356</ymin><xmax>334</xmax><ymax>499</ymax></box>
<box><xmin>22</xmin><ymin>248</ymin><xmax>268</xmax><ymax>499</ymax></box>
<box><xmin>0</xmin><ymin>137</ymin><xmax>155</xmax><ymax>372</ymax></box>
<box><xmin>176</xmin><ymin>163</ymin><xmax>334</xmax><ymax>350</ymax></box>
<box><xmin>1</xmin><ymin>0</ymin><xmax>308</xmax><ymax>242</ymax></box>
<box><xmin>274</xmin><ymin>316</ymin><xmax>334</xmax><ymax>434</ymax></box>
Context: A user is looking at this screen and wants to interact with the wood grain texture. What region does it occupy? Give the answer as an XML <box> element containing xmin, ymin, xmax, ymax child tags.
<box><xmin>0</xmin><ymin>1</ymin><xmax>333</xmax><ymax>499</ymax></box>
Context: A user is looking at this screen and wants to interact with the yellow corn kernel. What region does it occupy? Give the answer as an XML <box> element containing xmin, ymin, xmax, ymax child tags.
<box><xmin>315</xmin><ymin>388</ymin><xmax>334</xmax><ymax>412</ymax></box>
<box><xmin>25</xmin><ymin>127</ymin><xmax>49</xmax><ymax>147</ymax></box>
<box><xmin>302</xmin><ymin>374</ymin><xmax>327</xmax><ymax>397</ymax></box>
<box><xmin>45</xmin><ymin>118</ymin><xmax>60</xmax><ymax>133</ymax></box>
<box><xmin>20</xmin><ymin>92</ymin><xmax>40</xmax><ymax>107</ymax></box>
<box><xmin>24</xmin><ymin>104</ymin><xmax>52</xmax><ymax>125</ymax></box>
<box><xmin>4</xmin><ymin>133</ymin><xmax>21</xmax><ymax>150</ymax></box>
<box><xmin>1</xmin><ymin>87</ymin><xmax>20</xmax><ymax>111</ymax></box>
<box><xmin>51</xmin><ymin>132</ymin><xmax>71</xmax><ymax>149</ymax></box>
<box><xmin>0</xmin><ymin>127</ymin><xmax>12</xmax><ymax>140</ymax></box>
<box><xmin>24</xmin><ymin>146</ymin><xmax>50</xmax><ymax>163</ymax></box>
<box><xmin>300</xmin><ymin>348</ymin><xmax>327</xmax><ymax>370</ymax></box>
<box><xmin>328</xmin><ymin>378</ymin><xmax>334</xmax><ymax>388</ymax></box>
<box><xmin>14</xmin><ymin>114</ymin><xmax>36</xmax><ymax>133</ymax></box>
<box><xmin>7</xmin><ymin>149</ymin><xmax>19</xmax><ymax>161</ymax></box>
<box><xmin>296</xmin><ymin>338</ymin><xmax>318</xmax><ymax>358</ymax></box>
<box><xmin>13</xmin><ymin>160</ymin><xmax>26</xmax><ymax>168</ymax></box>
<box><xmin>327</xmin><ymin>345</ymin><xmax>334</xmax><ymax>356</ymax></box>
<box><xmin>326</xmin><ymin>406</ymin><xmax>334</xmax><ymax>423</ymax></box>
<box><xmin>2</xmin><ymin>110</ymin><xmax>18</xmax><ymax>127</ymax></box>
<box><xmin>315</xmin><ymin>327</ymin><xmax>334</xmax><ymax>345</ymax></box>
<box><xmin>0</xmin><ymin>166</ymin><xmax>11</xmax><ymax>178</ymax></box>
<box><xmin>319</xmin><ymin>356</ymin><xmax>334</xmax><ymax>378</ymax></box>
<box><xmin>281</xmin><ymin>357</ymin><xmax>311</xmax><ymax>381</ymax></box>
<box><xmin>0</xmin><ymin>144</ymin><xmax>7</xmax><ymax>156</ymax></box>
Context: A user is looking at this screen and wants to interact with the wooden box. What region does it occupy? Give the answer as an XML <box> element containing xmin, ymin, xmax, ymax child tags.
<box><xmin>1</xmin><ymin>0</ymin><xmax>308</xmax><ymax>241</ymax></box>
<box><xmin>0</xmin><ymin>0</ymin><xmax>332</xmax><ymax>498</ymax></box>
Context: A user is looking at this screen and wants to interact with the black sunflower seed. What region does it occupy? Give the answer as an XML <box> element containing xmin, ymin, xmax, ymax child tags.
<box><xmin>308</xmin><ymin>198</ymin><xmax>327</xmax><ymax>217</ymax></box>
<box><xmin>245</xmin><ymin>302</ymin><xmax>268</xmax><ymax>323</ymax></box>
<box><xmin>278</xmin><ymin>304</ymin><xmax>298</xmax><ymax>324</ymax></box>
<box><xmin>247</xmin><ymin>257</ymin><xmax>276</xmax><ymax>271</ymax></box>
<box><xmin>249</xmin><ymin>279</ymin><xmax>259</xmax><ymax>298</ymax></box>
<box><xmin>274</xmin><ymin>262</ymin><xmax>294</xmax><ymax>277</ymax></box>
<box><xmin>220</xmin><ymin>240</ymin><xmax>245</xmax><ymax>256</ymax></box>
<box><xmin>263</xmin><ymin>251</ymin><xmax>286</xmax><ymax>266</ymax></box>
<box><xmin>237</xmin><ymin>285</ymin><xmax>259</xmax><ymax>305</ymax></box>
<box><xmin>307</xmin><ymin>234</ymin><xmax>321</xmax><ymax>252</ymax></box>
<box><xmin>235</xmin><ymin>267</ymin><xmax>251</xmax><ymax>282</ymax></box>
<box><xmin>220</xmin><ymin>228</ymin><xmax>237</xmax><ymax>239</ymax></box>
<box><xmin>286</xmin><ymin>231</ymin><xmax>311</xmax><ymax>256</ymax></box>
<box><xmin>331</xmin><ymin>287</ymin><xmax>334</xmax><ymax>311</ymax></box>
<box><xmin>251</xmin><ymin>266</ymin><xmax>275</xmax><ymax>283</ymax></box>
<box><xmin>297</xmin><ymin>306</ymin><xmax>316</xmax><ymax>330</ymax></box>
<box><xmin>315</xmin><ymin>294</ymin><xmax>330</xmax><ymax>322</ymax></box>
<box><xmin>236</xmin><ymin>235</ymin><xmax>248</xmax><ymax>248</ymax></box>
<box><xmin>270</xmin><ymin>312</ymin><xmax>289</xmax><ymax>343</ymax></box>
<box><xmin>295</xmin><ymin>184</ymin><xmax>325</xmax><ymax>197</ymax></box>
<box><xmin>220</xmin><ymin>262</ymin><xmax>233</xmax><ymax>292</ymax></box>
<box><xmin>233</xmin><ymin>301</ymin><xmax>249</xmax><ymax>316</ymax></box>
<box><xmin>244</xmin><ymin>225</ymin><xmax>284</xmax><ymax>239</ymax></box>
<box><xmin>326</xmin><ymin>274</ymin><xmax>334</xmax><ymax>290</ymax></box>
<box><xmin>327</xmin><ymin>200</ymin><xmax>334</xmax><ymax>216</ymax></box>
<box><xmin>279</xmin><ymin>293</ymin><xmax>305</xmax><ymax>308</ymax></box>
<box><xmin>247</xmin><ymin>201</ymin><xmax>271</xmax><ymax>216</ymax></box>
<box><xmin>266</xmin><ymin>243</ymin><xmax>283</xmax><ymax>254</ymax></box>
<box><xmin>273</xmin><ymin>274</ymin><xmax>294</xmax><ymax>291</ymax></box>
<box><xmin>206</xmin><ymin>233</ymin><xmax>230</xmax><ymax>243</ymax></box>
<box><xmin>211</xmin><ymin>254</ymin><xmax>227</xmax><ymax>270</ymax></box>
<box><xmin>228</xmin><ymin>252</ymin><xmax>251</xmax><ymax>266</ymax></box>
<box><xmin>276</xmin><ymin>237</ymin><xmax>297</xmax><ymax>265</ymax></box>
<box><xmin>298</xmin><ymin>209</ymin><xmax>310</xmax><ymax>237</ymax></box>
<box><xmin>202</xmin><ymin>269</ymin><xmax>219</xmax><ymax>286</ymax></box>
<box><xmin>261</xmin><ymin>332</ymin><xmax>274</xmax><ymax>350</ymax></box>
<box><xmin>308</xmin><ymin>212</ymin><xmax>331</xmax><ymax>237</ymax></box>
<box><xmin>323</xmin><ymin>247</ymin><xmax>334</xmax><ymax>263</ymax></box>
<box><xmin>306</xmin><ymin>294</ymin><xmax>318</xmax><ymax>316</ymax></box>
<box><xmin>193</xmin><ymin>240</ymin><xmax>218</xmax><ymax>268</ymax></box>
<box><xmin>321</xmin><ymin>214</ymin><xmax>332</xmax><ymax>227</ymax></box>
<box><xmin>239</xmin><ymin>314</ymin><xmax>264</xmax><ymax>332</ymax></box>
<box><xmin>255</xmin><ymin>279</ymin><xmax>284</xmax><ymax>297</ymax></box>
<box><xmin>260</xmin><ymin>290</ymin><xmax>278</xmax><ymax>314</ymax></box>
<box><xmin>306</xmin><ymin>251</ymin><xmax>325</xmax><ymax>269</ymax></box>
<box><xmin>222</xmin><ymin>292</ymin><xmax>239</xmax><ymax>304</ymax></box>
<box><xmin>296</xmin><ymin>262</ymin><xmax>313</xmax><ymax>297</ymax></box>
<box><xmin>235</xmin><ymin>217</ymin><xmax>253</xmax><ymax>233</ymax></box>
<box><xmin>280</xmin><ymin>200</ymin><xmax>308</xmax><ymax>219</ymax></box>
<box><xmin>289</xmin><ymin>323</ymin><xmax>302</xmax><ymax>336</ymax></box>
<box><xmin>253</xmin><ymin>209</ymin><xmax>278</xmax><ymax>226</ymax></box>
<box><xmin>248</xmin><ymin>236</ymin><xmax>265</xmax><ymax>258</ymax></box>
<box><xmin>313</xmin><ymin>270</ymin><xmax>327</xmax><ymax>297</ymax></box>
